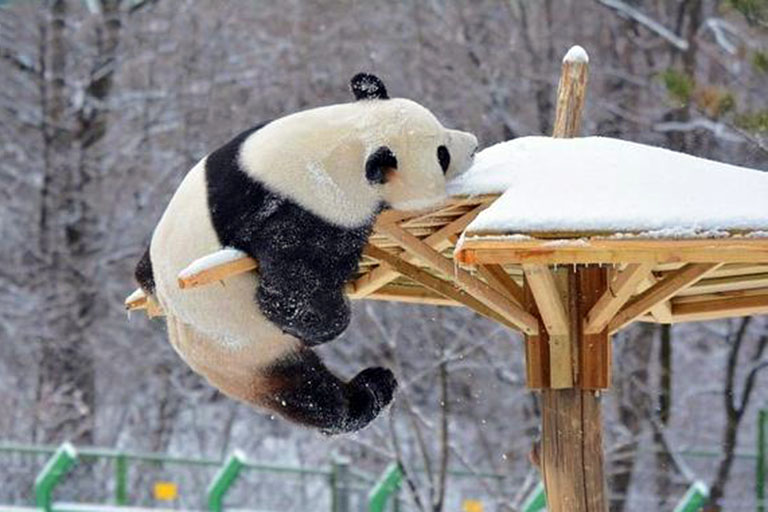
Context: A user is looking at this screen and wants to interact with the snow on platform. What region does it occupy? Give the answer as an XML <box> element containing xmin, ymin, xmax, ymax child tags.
<box><xmin>448</xmin><ymin>136</ymin><xmax>768</xmax><ymax>238</ymax></box>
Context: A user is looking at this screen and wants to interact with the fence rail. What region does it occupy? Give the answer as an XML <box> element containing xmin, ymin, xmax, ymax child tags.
<box><xmin>2</xmin><ymin>431</ymin><xmax>765</xmax><ymax>512</ymax></box>
<box><xmin>0</xmin><ymin>443</ymin><xmax>511</xmax><ymax>512</ymax></box>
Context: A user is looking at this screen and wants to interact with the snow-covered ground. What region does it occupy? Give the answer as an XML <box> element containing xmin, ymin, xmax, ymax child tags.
<box><xmin>448</xmin><ymin>136</ymin><xmax>768</xmax><ymax>237</ymax></box>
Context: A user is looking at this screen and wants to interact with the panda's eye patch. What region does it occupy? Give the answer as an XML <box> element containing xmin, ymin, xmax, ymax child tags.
<box><xmin>437</xmin><ymin>145</ymin><xmax>450</xmax><ymax>174</ymax></box>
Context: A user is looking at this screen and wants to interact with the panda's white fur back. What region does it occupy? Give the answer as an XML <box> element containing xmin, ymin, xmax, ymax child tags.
<box><xmin>239</xmin><ymin>98</ymin><xmax>456</xmax><ymax>228</ymax></box>
<box><xmin>150</xmin><ymin>159</ymin><xmax>300</xmax><ymax>378</ymax></box>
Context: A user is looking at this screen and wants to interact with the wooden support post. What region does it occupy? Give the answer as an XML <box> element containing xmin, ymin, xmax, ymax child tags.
<box><xmin>523</xmin><ymin>264</ymin><xmax>572</xmax><ymax>388</ymax></box>
<box><xmin>527</xmin><ymin>46</ymin><xmax>608</xmax><ymax>512</ymax></box>
<box><xmin>540</xmin><ymin>389</ymin><xmax>606</xmax><ymax>512</ymax></box>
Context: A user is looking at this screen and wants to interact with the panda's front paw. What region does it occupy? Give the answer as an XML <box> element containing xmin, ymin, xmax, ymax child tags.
<box><xmin>292</xmin><ymin>302</ymin><xmax>350</xmax><ymax>345</ymax></box>
<box><xmin>259</xmin><ymin>286</ymin><xmax>350</xmax><ymax>345</ymax></box>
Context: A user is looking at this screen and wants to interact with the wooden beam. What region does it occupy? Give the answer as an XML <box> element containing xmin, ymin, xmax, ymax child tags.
<box><xmin>608</xmin><ymin>263</ymin><xmax>721</xmax><ymax>333</ymax></box>
<box><xmin>351</xmin><ymin>204</ymin><xmax>487</xmax><ymax>297</ymax></box>
<box><xmin>523</xmin><ymin>265</ymin><xmax>569</xmax><ymax>336</ymax></box>
<box><xmin>524</xmin><ymin>265</ymin><xmax>572</xmax><ymax>388</ymax></box>
<box><xmin>540</xmin><ymin>389</ymin><xmax>606</xmax><ymax>512</ymax></box>
<box><xmin>639</xmin><ymin>275</ymin><xmax>673</xmax><ymax>323</ymax></box>
<box><xmin>372</xmin><ymin>194</ymin><xmax>496</xmax><ymax>231</ymax></box>
<box><xmin>675</xmin><ymin>272</ymin><xmax>768</xmax><ymax>296</ymax></box>
<box><xmin>456</xmin><ymin>238</ymin><xmax>768</xmax><ymax>266</ymax></box>
<box><xmin>124</xmin><ymin>288</ymin><xmax>165</xmax><ymax>317</ymax></box>
<box><xmin>476</xmin><ymin>264</ymin><xmax>525</xmax><ymax>306</ymax></box>
<box><xmin>523</xmin><ymin>283</ymin><xmax>549</xmax><ymax>389</ymax></box>
<box><xmin>363</xmin><ymin>286</ymin><xmax>459</xmax><ymax>306</ymax></box>
<box><xmin>362</xmin><ymin>245</ymin><xmax>521</xmax><ymax>331</ymax></box>
<box><xmin>673</xmin><ymin>286</ymin><xmax>768</xmax><ymax>305</ymax></box>
<box><xmin>378</xmin><ymin>224</ymin><xmax>540</xmax><ymax>334</ymax></box>
<box><xmin>578</xmin><ymin>267</ymin><xmax>611</xmax><ymax>389</ymax></box>
<box><xmin>125</xmin><ymin>288</ymin><xmax>148</xmax><ymax>311</ymax></box>
<box><xmin>552</xmin><ymin>48</ymin><xmax>589</xmax><ymax>139</ymax></box>
<box><xmin>178</xmin><ymin>254</ymin><xmax>258</xmax><ymax>289</ymax></box>
<box><xmin>705</xmin><ymin>264</ymin><xmax>768</xmax><ymax>279</ymax></box>
<box><xmin>584</xmin><ymin>263</ymin><xmax>653</xmax><ymax>334</ymax></box>
<box><xmin>671</xmin><ymin>293</ymin><xmax>768</xmax><ymax>322</ymax></box>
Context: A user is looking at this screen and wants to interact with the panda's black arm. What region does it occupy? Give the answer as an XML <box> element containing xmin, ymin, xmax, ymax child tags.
<box><xmin>134</xmin><ymin>246</ymin><xmax>155</xmax><ymax>294</ymax></box>
<box><xmin>246</xmin><ymin>202</ymin><xmax>372</xmax><ymax>346</ymax></box>
<box><xmin>255</xmin><ymin>253</ymin><xmax>354</xmax><ymax>346</ymax></box>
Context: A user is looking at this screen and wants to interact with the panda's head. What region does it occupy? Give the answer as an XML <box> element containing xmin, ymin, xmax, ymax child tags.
<box><xmin>351</xmin><ymin>73</ymin><xmax>478</xmax><ymax>211</ymax></box>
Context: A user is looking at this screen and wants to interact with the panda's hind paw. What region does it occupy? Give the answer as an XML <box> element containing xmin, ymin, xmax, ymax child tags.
<box><xmin>350</xmin><ymin>367</ymin><xmax>397</xmax><ymax>409</ymax></box>
<box><xmin>319</xmin><ymin>367</ymin><xmax>397</xmax><ymax>436</ymax></box>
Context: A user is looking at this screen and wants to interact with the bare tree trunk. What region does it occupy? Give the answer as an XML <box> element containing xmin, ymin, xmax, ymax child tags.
<box><xmin>654</xmin><ymin>324</ymin><xmax>675</xmax><ymax>507</ymax></box>
<box><xmin>708</xmin><ymin>318</ymin><xmax>768</xmax><ymax>510</ymax></box>
<box><xmin>663</xmin><ymin>0</ymin><xmax>704</xmax><ymax>154</ymax></box>
<box><xmin>433</xmin><ymin>360</ymin><xmax>449</xmax><ymax>512</ymax></box>
<box><xmin>518</xmin><ymin>0</ymin><xmax>555</xmax><ymax>135</ymax></box>
<box><xmin>609</xmin><ymin>324</ymin><xmax>654</xmax><ymax>511</ymax></box>
<box><xmin>35</xmin><ymin>0</ymin><xmax>123</xmax><ymax>445</ymax></box>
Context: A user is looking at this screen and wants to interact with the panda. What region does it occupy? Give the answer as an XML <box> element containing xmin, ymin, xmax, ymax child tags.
<box><xmin>134</xmin><ymin>73</ymin><xmax>478</xmax><ymax>434</ymax></box>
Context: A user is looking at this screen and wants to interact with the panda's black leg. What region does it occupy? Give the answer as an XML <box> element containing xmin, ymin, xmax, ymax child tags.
<box><xmin>134</xmin><ymin>246</ymin><xmax>155</xmax><ymax>294</ymax></box>
<box><xmin>256</xmin><ymin>259</ymin><xmax>351</xmax><ymax>346</ymax></box>
<box><xmin>263</xmin><ymin>348</ymin><xmax>396</xmax><ymax>434</ymax></box>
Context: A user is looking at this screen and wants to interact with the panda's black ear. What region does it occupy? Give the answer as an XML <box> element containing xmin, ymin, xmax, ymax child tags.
<box><xmin>350</xmin><ymin>73</ymin><xmax>389</xmax><ymax>100</ymax></box>
<box><xmin>365</xmin><ymin>146</ymin><xmax>397</xmax><ymax>185</ymax></box>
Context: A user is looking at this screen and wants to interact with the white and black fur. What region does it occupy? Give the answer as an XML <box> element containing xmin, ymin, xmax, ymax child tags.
<box><xmin>135</xmin><ymin>74</ymin><xmax>478</xmax><ymax>434</ymax></box>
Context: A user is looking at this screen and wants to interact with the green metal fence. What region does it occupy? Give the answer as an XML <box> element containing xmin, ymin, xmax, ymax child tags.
<box><xmin>0</xmin><ymin>443</ymin><xmax>511</xmax><ymax>512</ymax></box>
<box><xmin>0</xmin><ymin>443</ymin><xmax>351</xmax><ymax>511</ymax></box>
<box><xmin>3</xmin><ymin>425</ymin><xmax>765</xmax><ymax>512</ymax></box>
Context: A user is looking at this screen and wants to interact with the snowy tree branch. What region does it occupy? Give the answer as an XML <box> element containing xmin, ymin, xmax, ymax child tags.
<box><xmin>653</xmin><ymin>118</ymin><xmax>744</xmax><ymax>143</ymax></box>
<box><xmin>595</xmin><ymin>0</ymin><xmax>690</xmax><ymax>51</ymax></box>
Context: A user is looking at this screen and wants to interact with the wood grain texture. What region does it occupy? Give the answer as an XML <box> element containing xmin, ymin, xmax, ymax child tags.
<box><xmin>639</xmin><ymin>274</ymin><xmax>674</xmax><ymax>323</ymax></box>
<box><xmin>455</xmin><ymin>238</ymin><xmax>768</xmax><ymax>266</ymax></box>
<box><xmin>540</xmin><ymin>389</ymin><xmax>607</xmax><ymax>512</ymax></box>
<box><xmin>523</xmin><ymin>265</ymin><xmax>570</xmax><ymax>336</ymax></box>
<box><xmin>476</xmin><ymin>263</ymin><xmax>525</xmax><ymax>306</ymax></box>
<box><xmin>671</xmin><ymin>292</ymin><xmax>768</xmax><ymax>322</ymax></box>
<box><xmin>608</xmin><ymin>263</ymin><xmax>721</xmax><ymax>332</ymax></box>
<box><xmin>351</xmin><ymin>205</ymin><xmax>486</xmax><ymax>297</ymax></box>
<box><xmin>577</xmin><ymin>267</ymin><xmax>611</xmax><ymax>389</ymax></box>
<box><xmin>523</xmin><ymin>265</ymin><xmax>573</xmax><ymax>388</ymax></box>
<box><xmin>177</xmin><ymin>256</ymin><xmax>258</xmax><ymax>289</ymax></box>
<box><xmin>523</xmin><ymin>276</ymin><xmax>550</xmax><ymax>389</ymax></box>
<box><xmin>362</xmin><ymin>245</ymin><xmax>520</xmax><ymax>331</ymax></box>
<box><xmin>584</xmin><ymin>263</ymin><xmax>653</xmax><ymax>334</ymax></box>
<box><xmin>379</xmin><ymin>223</ymin><xmax>540</xmax><ymax>334</ymax></box>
